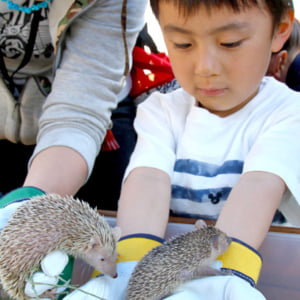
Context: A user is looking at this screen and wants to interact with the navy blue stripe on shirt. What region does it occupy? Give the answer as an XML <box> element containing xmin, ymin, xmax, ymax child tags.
<box><xmin>172</xmin><ymin>185</ymin><xmax>232</xmax><ymax>203</ymax></box>
<box><xmin>174</xmin><ymin>159</ymin><xmax>243</xmax><ymax>177</ymax></box>
<box><xmin>170</xmin><ymin>210</ymin><xmax>219</xmax><ymax>220</ymax></box>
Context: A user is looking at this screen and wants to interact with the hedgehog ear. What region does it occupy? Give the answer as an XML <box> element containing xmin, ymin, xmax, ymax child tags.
<box><xmin>85</xmin><ymin>237</ymin><xmax>102</xmax><ymax>251</ymax></box>
<box><xmin>112</xmin><ymin>226</ymin><xmax>121</xmax><ymax>241</ymax></box>
<box><xmin>194</xmin><ymin>219</ymin><xmax>207</xmax><ymax>230</ymax></box>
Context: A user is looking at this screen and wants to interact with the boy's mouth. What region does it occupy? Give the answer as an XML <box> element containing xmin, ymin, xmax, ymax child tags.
<box><xmin>197</xmin><ymin>88</ymin><xmax>227</xmax><ymax>97</ymax></box>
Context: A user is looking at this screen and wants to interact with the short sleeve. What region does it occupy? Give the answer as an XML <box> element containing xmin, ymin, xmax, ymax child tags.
<box><xmin>124</xmin><ymin>92</ymin><xmax>178</xmax><ymax>180</ymax></box>
<box><xmin>243</xmin><ymin>100</ymin><xmax>300</xmax><ymax>224</ymax></box>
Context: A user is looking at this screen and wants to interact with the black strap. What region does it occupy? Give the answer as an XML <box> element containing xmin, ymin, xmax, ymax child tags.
<box><xmin>136</xmin><ymin>24</ymin><xmax>159</xmax><ymax>54</ymax></box>
<box><xmin>0</xmin><ymin>9</ymin><xmax>42</xmax><ymax>97</ymax></box>
<box><xmin>0</xmin><ymin>46</ymin><xmax>14</xmax><ymax>93</ymax></box>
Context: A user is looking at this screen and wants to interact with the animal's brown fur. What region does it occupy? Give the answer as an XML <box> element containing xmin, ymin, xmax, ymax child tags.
<box><xmin>126</xmin><ymin>226</ymin><xmax>231</xmax><ymax>300</ymax></box>
<box><xmin>0</xmin><ymin>194</ymin><xmax>120</xmax><ymax>300</ymax></box>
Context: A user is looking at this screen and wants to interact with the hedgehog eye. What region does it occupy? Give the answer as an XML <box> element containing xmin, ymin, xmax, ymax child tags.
<box><xmin>100</xmin><ymin>258</ymin><xmax>105</xmax><ymax>261</ymax></box>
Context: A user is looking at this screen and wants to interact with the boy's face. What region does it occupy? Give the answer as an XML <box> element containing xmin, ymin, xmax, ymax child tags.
<box><xmin>159</xmin><ymin>1</ymin><xmax>288</xmax><ymax>117</ymax></box>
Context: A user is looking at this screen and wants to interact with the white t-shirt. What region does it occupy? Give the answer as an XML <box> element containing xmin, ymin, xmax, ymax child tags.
<box><xmin>124</xmin><ymin>77</ymin><xmax>300</xmax><ymax>225</ymax></box>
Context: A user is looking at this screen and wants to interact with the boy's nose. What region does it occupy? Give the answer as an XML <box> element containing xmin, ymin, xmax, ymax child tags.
<box><xmin>194</xmin><ymin>49</ymin><xmax>219</xmax><ymax>77</ymax></box>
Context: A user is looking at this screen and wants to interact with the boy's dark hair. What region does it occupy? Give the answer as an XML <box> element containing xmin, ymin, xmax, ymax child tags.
<box><xmin>150</xmin><ymin>0</ymin><xmax>294</xmax><ymax>30</ymax></box>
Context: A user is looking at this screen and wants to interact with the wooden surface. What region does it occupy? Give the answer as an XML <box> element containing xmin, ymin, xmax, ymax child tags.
<box><xmin>98</xmin><ymin>209</ymin><xmax>300</xmax><ymax>234</ymax></box>
<box><xmin>73</xmin><ymin>210</ymin><xmax>300</xmax><ymax>300</ymax></box>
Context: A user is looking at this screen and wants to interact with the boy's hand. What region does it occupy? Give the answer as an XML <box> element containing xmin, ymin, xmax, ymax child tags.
<box><xmin>0</xmin><ymin>187</ymin><xmax>74</xmax><ymax>299</ymax></box>
<box><xmin>65</xmin><ymin>270</ymin><xmax>265</xmax><ymax>300</ymax></box>
<box><xmin>165</xmin><ymin>275</ymin><xmax>265</xmax><ymax>299</ymax></box>
<box><xmin>64</xmin><ymin>262</ymin><xmax>138</xmax><ymax>300</ymax></box>
<box><xmin>64</xmin><ymin>234</ymin><xmax>265</xmax><ymax>300</ymax></box>
<box><xmin>165</xmin><ymin>237</ymin><xmax>265</xmax><ymax>299</ymax></box>
<box><xmin>65</xmin><ymin>234</ymin><xmax>164</xmax><ymax>299</ymax></box>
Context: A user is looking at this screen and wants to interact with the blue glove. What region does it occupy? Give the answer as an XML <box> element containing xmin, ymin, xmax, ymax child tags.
<box><xmin>0</xmin><ymin>187</ymin><xmax>74</xmax><ymax>300</ymax></box>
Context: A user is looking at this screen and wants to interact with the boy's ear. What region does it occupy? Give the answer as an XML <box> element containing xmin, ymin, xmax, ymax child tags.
<box><xmin>272</xmin><ymin>10</ymin><xmax>294</xmax><ymax>53</ymax></box>
<box><xmin>267</xmin><ymin>50</ymin><xmax>288</xmax><ymax>81</ymax></box>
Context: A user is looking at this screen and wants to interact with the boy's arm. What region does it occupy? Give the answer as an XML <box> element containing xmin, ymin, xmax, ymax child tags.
<box><xmin>65</xmin><ymin>167</ymin><xmax>171</xmax><ymax>299</ymax></box>
<box><xmin>216</xmin><ymin>170</ymin><xmax>286</xmax><ymax>250</ymax></box>
<box><xmin>117</xmin><ymin>166</ymin><xmax>171</xmax><ymax>238</ymax></box>
<box><xmin>117</xmin><ymin>168</ymin><xmax>286</xmax><ymax>246</ymax></box>
<box><xmin>163</xmin><ymin>171</ymin><xmax>285</xmax><ymax>298</ymax></box>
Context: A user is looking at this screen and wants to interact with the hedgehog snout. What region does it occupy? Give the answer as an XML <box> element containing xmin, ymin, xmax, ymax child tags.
<box><xmin>96</xmin><ymin>254</ymin><xmax>118</xmax><ymax>278</ymax></box>
<box><xmin>103</xmin><ymin>266</ymin><xmax>118</xmax><ymax>278</ymax></box>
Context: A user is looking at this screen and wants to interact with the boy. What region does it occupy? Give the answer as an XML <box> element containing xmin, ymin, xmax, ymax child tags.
<box><xmin>67</xmin><ymin>1</ymin><xmax>299</xmax><ymax>299</ymax></box>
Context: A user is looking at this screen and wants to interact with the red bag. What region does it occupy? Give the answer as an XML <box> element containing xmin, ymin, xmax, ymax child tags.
<box><xmin>102</xmin><ymin>46</ymin><xmax>175</xmax><ymax>152</ymax></box>
<box><xmin>130</xmin><ymin>46</ymin><xmax>175</xmax><ymax>99</ymax></box>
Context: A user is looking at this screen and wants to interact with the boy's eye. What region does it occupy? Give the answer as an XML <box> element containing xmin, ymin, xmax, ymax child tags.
<box><xmin>173</xmin><ymin>43</ymin><xmax>192</xmax><ymax>49</ymax></box>
<box><xmin>220</xmin><ymin>40</ymin><xmax>243</xmax><ymax>48</ymax></box>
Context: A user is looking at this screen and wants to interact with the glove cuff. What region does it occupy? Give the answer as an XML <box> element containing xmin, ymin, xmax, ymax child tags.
<box><xmin>117</xmin><ymin>234</ymin><xmax>164</xmax><ymax>262</ymax></box>
<box><xmin>0</xmin><ymin>186</ymin><xmax>45</xmax><ymax>208</ymax></box>
<box><xmin>218</xmin><ymin>238</ymin><xmax>262</xmax><ymax>287</ymax></box>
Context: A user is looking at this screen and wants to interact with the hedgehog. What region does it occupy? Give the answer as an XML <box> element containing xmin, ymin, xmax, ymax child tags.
<box><xmin>126</xmin><ymin>223</ymin><xmax>231</xmax><ymax>300</ymax></box>
<box><xmin>0</xmin><ymin>193</ymin><xmax>121</xmax><ymax>300</ymax></box>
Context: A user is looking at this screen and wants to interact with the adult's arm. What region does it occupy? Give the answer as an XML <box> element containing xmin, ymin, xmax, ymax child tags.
<box><xmin>25</xmin><ymin>0</ymin><xmax>148</xmax><ymax>195</ymax></box>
